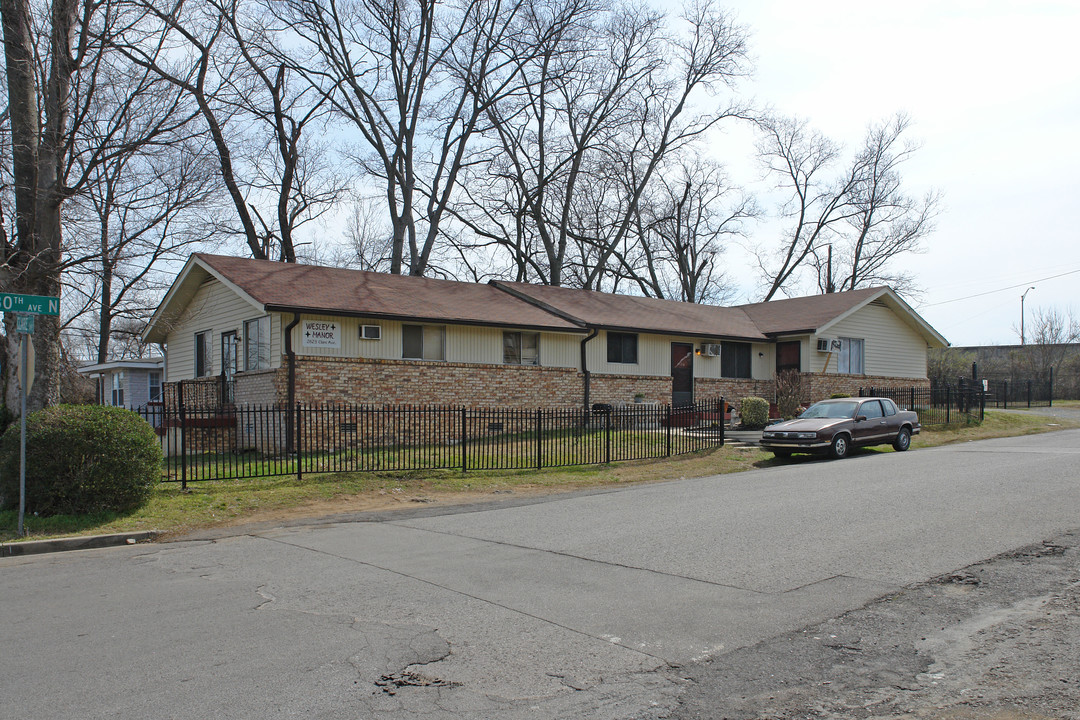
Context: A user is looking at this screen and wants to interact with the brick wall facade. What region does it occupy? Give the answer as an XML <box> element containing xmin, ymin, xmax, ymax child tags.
<box><xmin>228</xmin><ymin>355</ymin><xmax>931</xmax><ymax>410</ymax></box>
<box><xmin>271</xmin><ymin>355</ymin><xmax>585</xmax><ymax>408</ymax></box>
<box><xmin>801</xmin><ymin>373</ymin><xmax>930</xmax><ymax>401</ymax></box>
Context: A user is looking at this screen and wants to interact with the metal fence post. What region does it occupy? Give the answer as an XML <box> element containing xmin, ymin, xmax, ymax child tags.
<box><xmin>1003</xmin><ymin>380</ymin><xmax>1008</xmax><ymax>410</ymax></box>
<box><xmin>719</xmin><ymin>397</ymin><xmax>726</xmax><ymax>447</ymax></box>
<box><xmin>295</xmin><ymin>402</ymin><xmax>303</xmax><ymax>482</ymax></box>
<box><xmin>461</xmin><ymin>407</ymin><xmax>467</xmax><ymax>472</ymax></box>
<box><xmin>179</xmin><ymin>385</ymin><xmax>188</xmax><ymax>491</ymax></box>
<box><xmin>1049</xmin><ymin>366</ymin><xmax>1054</xmax><ymax>407</ymax></box>
<box><xmin>910</xmin><ymin>387</ymin><xmax>915</xmax><ymax>411</ymax></box>
<box><xmin>946</xmin><ymin>386</ymin><xmax>951</xmax><ymax>424</ymax></box>
<box><xmin>665</xmin><ymin>405</ymin><xmax>672</xmax><ymax>457</ymax></box>
<box><xmin>1027</xmin><ymin>380</ymin><xmax>1032</xmax><ymax>408</ymax></box>
<box><xmin>536</xmin><ymin>408</ymin><xmax>542</xmax><ymax>470</ymax></box>
<box><xmin>979</xmin><ymin>386</ymin><xmax>986</xmax><ymax>421</ymax></box>
<box><xmin>604</xmin><ymin>407</ymin><xmax>611</xmax><ymax>464</ymax></box>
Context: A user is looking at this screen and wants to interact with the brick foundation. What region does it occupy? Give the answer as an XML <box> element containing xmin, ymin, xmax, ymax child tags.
<box><xmin>228</xmin><ymin>357</ymin><xmax>931</xmax><ymax>411</ymax></box>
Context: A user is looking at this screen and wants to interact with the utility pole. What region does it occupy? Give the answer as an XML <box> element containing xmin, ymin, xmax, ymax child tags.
<box><xmin>1021</xmin><ymin>286</ymin><xmax>1035</xmax><ymax>345</ymax></box>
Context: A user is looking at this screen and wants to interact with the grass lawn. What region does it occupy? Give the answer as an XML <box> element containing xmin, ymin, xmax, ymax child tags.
<box><xmin>3</xmin><ymin>409</ymin><xmax>1078</xmax><ymax>543</ymax></box>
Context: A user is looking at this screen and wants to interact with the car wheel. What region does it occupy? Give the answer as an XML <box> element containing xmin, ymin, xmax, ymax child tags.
<box><xmin>772</xmin><ymin>449</ymin><xmax>793</xmax><ymax>458</ymax></box>
<box><xmin>893</xmin><ymin>427</ymin><xmax>911</xmax><ymax>452</ymax></box>
<box><xmin>829</xmin><ymin>434</ymin><xmax>849</xmax><ymax>459</ymax></box>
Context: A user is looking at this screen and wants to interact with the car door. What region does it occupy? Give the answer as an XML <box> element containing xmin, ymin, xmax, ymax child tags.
<box><xmin>852</xmin><ymin>399</ymin><xmax>888</xmax><ymax>444</ymax></box>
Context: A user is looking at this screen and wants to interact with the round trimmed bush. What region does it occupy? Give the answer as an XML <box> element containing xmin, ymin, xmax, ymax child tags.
<box><xmin>0</xmin><ymin>405</ymin><xmax>162</xmax><ymax>516</ymax></box>
<box><xmin>740</xmin><ymin>396</ymin><xmax>770</xmax><ymax>430</ymax></box>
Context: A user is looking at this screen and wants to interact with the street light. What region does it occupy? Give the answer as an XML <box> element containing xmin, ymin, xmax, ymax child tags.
<box><xmin>1021</xmin><ymin>286</ymin><xmax>1035</xmax><ymax>345</ymax></box>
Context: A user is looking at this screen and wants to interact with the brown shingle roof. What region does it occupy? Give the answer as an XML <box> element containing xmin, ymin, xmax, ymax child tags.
<box><xmin>736</xmin><ymin>287</ymin><xmax>885</xmax><ymax>336</ymax></box>
<box><xmin>196</xmin><ymin>254</ymin><xmax>587</xmax><ymax>332</ymax></box>
<box><xmin>491</xmin><ymin>281</ymin><xmax>767</xmax><ymax>340</ymax></box>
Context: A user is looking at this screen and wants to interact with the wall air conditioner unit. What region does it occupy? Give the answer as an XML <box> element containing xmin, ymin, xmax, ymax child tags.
<box><xmin>360</xmin><ymin>325</ymin><xmax>382</xmax><ymax>340</ymax></box>
<box><xmin>816</xmin><ymin>338</ymin><xmax>833</xmax><ymax>352</ymax></box>
<box><xmin>700</xmin><ymin>343</ymin><xmax>721</xmax><ymax>357</ymax></box>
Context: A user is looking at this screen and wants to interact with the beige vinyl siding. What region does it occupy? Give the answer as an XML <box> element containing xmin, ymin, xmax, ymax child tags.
<box><xmin>812</xmin><ymin>303</ymin><xmax>928</xmax><ymax>378</ymax></box>
<box><xmin>751</xmin><ymin>343</ymin><xmax>774</xmax><ymax>379</ymax></box>
<box><xmin>589</xmin><ymin>332</ymin><xmax>770</xmax><ymax>378</ymax></box>
<box><xmin>289</xmin><ymin>316</ymin><xmax>581</xmax><ymax>368</ymax></box>
<box><xmin>165</xmin><ymin>279</ymin><xmax>264</xmax><ymax>381</ymax></box>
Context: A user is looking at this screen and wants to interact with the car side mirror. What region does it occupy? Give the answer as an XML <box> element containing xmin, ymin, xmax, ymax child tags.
<box><xmin>855</xmin><ymin>415</ymin><xmax>867</xmax><ymax>422</ymax></box>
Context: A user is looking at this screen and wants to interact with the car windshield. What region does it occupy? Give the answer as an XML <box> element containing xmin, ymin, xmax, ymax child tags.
<box><xmin>799</xmin><ymin>401</ymin><xmax>858</xmax><ymax>419</ymax></box>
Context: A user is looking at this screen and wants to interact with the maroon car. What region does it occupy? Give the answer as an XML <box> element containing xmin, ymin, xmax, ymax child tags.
<box><xmin>759</xmin><ymin>397</ymin><xmax>920</xmax><ymax>459</ymax></box>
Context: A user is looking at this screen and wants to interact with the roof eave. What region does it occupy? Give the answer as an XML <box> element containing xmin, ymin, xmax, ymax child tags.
<box><xmin>262</xmin><ymin>304</ymin><xmax>590</xmax><ymax>334</ymax></box>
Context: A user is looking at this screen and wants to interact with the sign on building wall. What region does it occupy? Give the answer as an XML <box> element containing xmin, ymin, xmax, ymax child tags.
<box><xmin>302</xmin><ymin>320</ymin><xmax>341</xmax><ymax>349</ymax></box>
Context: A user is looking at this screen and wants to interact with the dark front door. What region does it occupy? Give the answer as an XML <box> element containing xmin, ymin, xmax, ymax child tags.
<box><xmin>776</xmin><ymin>341</ymin><xmax>801</xmax><ymax>374</ymax></box>
<box><xmin>671</xmin><ymin>342</ymin><xmax>694</xmax><ymax>407</ymax></box>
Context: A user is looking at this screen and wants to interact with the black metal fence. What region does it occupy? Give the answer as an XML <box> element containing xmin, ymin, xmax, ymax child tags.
<box><xmin>982</xmin><ymin>377</ymin><xmax>1053</xmax><ymax>409</ymax></box>
<box><xmin>859</xmin><ymin>385</ymin><xmax>985</xmax><ymax>425</ymax></box>
<box><xmin>135</xmin><ymin>398</ymin><xmax>726</xmax><ymax>486</ymax></box>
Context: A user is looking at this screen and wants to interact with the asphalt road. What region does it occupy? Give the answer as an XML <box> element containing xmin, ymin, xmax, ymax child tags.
<box><xmin>3</xmin><ymin>430</ymin><xmax>1080</xmax><ymax>719</ymax></box>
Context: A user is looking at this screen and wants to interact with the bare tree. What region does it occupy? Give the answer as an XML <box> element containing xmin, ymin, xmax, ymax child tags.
<box><xmin>812</xmin><ymin>113</ymin><xmax>940</xmax><ymax>295</ymax></box>
<box><xmin>627</xmin><ymin>159</ymin><xmax>755</xmax><ymax>303</ymax></box>
<box><xmin>1</xmin><ymin>0</ymin><xmax>184</xmax><ymax>410</ymax></box>
<box><xmin>64</xmin><ymin>137</ymin><xmax>219</xmax><ymax>363</ymax></box>
<box><xmin>112</xmin><ymin>0</ymin><xmax>343</xmax><ymax>262</ymax></box>
<box><xmin>754</xmin><ymin>112</ymin><xmax>938</xmax><ymax>300</ymax></box>
<box><xmin>1015</xmin><ymin>306</ymin><xmax>1080</xmax><ymax>382</ymax></box>
<box><xmin>278</xmin><ymin>0</ymin><xmax>552</xmax><ymax>276</ymax></box>
<box><xmin>470</xmin><ymin>0</ymin><xmax>750</xmax><ymax>288</ymax></box>
<box><xmin>752</xmin><ymin>114</ymin><xmax>859</xmax><ymax>300</ymax></box>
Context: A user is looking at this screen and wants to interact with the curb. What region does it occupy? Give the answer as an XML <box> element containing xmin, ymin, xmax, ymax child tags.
<box><xmin>1</xmin><ymin>530</ymin><xmax>158</xmax><ymax>558</ymax></box>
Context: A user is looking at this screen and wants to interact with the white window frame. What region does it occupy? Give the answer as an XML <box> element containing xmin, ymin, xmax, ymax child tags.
<box><xmin>111</xmin><ymin>371</ymin><xmax>125</xmax><ymax>406</ymax></box>
<box><xmin>244</xmin><ymin>316</ymin><xmax>271</xmax><ymax>371</ymax></box>
<box><xmin>503</xmin><ymin>331</ymin><xmax>539</xmax><ymax>366</ymax></box>
<box><xmin>194</xmin><ymin>330</ymin><xmax>212</xmax><ymax>377</ymax></box>
<box><xmin>148</xmin><ymin>371</ymin><xmax>162</xmax><ymax>402</ymax></box>
<box><xmin>402</xmin><ymin>324</ymin><xmax>446</xmax><ymax>361</ymax></box>
<box><xmin>837</xmin><ymin>337</ymin><xmax>865</xmax><ymax>375</ymax></box>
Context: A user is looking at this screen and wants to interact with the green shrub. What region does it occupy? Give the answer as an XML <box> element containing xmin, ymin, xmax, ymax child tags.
<box><xmin>0</xmin><ymin>405</ymin><xmax>162</xmax><ymax>516</ymax></box>
<box><xmin>740</xmin><ymin>396</ymin><xmax>770</xmax><ymax>430</ymax></box>
<box><xmin>830</xmin><ymin>392</ymin><xmax>850</xmax><ymax>399</ymax></box>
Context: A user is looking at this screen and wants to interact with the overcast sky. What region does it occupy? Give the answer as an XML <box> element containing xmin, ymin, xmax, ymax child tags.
<box><xmin>696</xmin><ymin>0</ymin><xmax>1080</xmax><ymax>347</ymax></box>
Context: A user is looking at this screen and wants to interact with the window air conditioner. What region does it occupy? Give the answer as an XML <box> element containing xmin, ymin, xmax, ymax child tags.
<box><xmin>700</xmin><ymin>343</ymin><xmax>721</xmax><ymax>357</ymax></box>
<box><xmin>816</xmin><ymin>338</ymin><xmax>832</xmax><ymax>352</ymax></box>
<box><xmin>361</xmin><ymin>325</ymin><xmax>382</xmax><ymax>340</ymax></box>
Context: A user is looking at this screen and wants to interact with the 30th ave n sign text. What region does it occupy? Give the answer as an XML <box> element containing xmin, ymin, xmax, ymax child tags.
<box><xmin>0</xmin><ymin>292</ymin><xmax>60</xmax><ymax>316</ymax></box>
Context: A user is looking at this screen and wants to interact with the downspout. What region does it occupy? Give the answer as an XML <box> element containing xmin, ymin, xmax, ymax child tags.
<box><xmin>284</xmin><ymin>312</ymin><xmax>300</xmax><ymax>408</ymax></box>
<box><xmin>284</xmin><ymin>313</ymin><xmax>301</xmax><ymax>452</ymax></box>
<box><xmin>580</xmin><ymin>328</ymin><xmax>599</xmax><ymax>411</ymax></box>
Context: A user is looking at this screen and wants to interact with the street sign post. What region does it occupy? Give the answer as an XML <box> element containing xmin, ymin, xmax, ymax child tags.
<box><xmin>3</xmin><ymin>295</ymin><xmax>60</xmax><ymax>537</ymax></box>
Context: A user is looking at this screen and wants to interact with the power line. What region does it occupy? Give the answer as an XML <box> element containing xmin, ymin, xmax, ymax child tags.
<box><xmin>919</xmin><ymin>267</ymin><xmax>1080</xmax><ymax>308</ymax></box>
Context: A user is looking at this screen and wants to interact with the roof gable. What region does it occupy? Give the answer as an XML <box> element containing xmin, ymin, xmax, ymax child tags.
<box><xmin>142</xmin><ymin>254</ymin><xmax>948</xmax><ymax>348</ymax></box>
<box><xmin>145</xmin><ymin>255</ymin><xmax>587</xmax><ymax>340</ymax></box>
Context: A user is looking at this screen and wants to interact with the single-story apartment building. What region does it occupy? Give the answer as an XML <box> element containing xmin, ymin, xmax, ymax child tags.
<box><xmin>141</xmin><ymin>254</ymin><xmax>948</xmax><ymax>410</ymax></box>
<box><xmin>78</xmin><ymin>357</ymin><xmax>164</xmax><ymax>408</ymax></box>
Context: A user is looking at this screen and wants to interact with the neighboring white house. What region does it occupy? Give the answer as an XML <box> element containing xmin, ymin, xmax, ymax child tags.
<box><xmin>78</xmin><ymin>358</ymin><xmax>165</xmax><ymax>408</ymax></box>
<box><xmin>141</xmin><ymin>254</ymin><xmax>949</xmax><ymax>409</ymax></box>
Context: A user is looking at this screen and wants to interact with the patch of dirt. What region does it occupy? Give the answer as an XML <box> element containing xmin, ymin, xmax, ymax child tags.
<box><xmin>674</xmin><ymin>531</ymin><xmax>1080</xmax><ymax>720</ymax></box>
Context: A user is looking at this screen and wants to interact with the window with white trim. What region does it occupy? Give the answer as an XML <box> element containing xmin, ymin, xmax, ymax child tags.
<box><xmin>148</xmin><ymin>371</ymin><xmax>162</xmax><ymax>402</ymax></box>
<box><xmin>244</xmin><ymin>316</ymin><xmax>271</xmax><ymax>371</ymax></box>
<box><xmin>402</xmin><ymin>324</ymin><xmax>446</xmax><ymax>361</ymax></box>
<box><xmin>837</xmin><ymin>338</ymin><xmax>864</xmax><ymax>374</ymax></box>
<box><xmin>194</xmin><ymin>331</ymin><xmax>212</xmax><ymax>377</ymax></box>
<box><xmin>111</xmin><ymin>372</ymin><xmax>125</xmax><ymax>406</ymax></box>
<box><xmin>503</xmin><ymin>331</ymin><xmax>539</xmax><ymax>365</ymax></box>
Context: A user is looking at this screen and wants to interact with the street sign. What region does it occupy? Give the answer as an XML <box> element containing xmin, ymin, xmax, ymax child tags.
<box><xmin>15</xmin><ymin>313</ymin><xmax>34</xmax><ymax>334</ymax></box>
<box><xmin>0</xmin><ymin>292</ymin><xmax>60</xmax><ymax>315</ymax></box>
